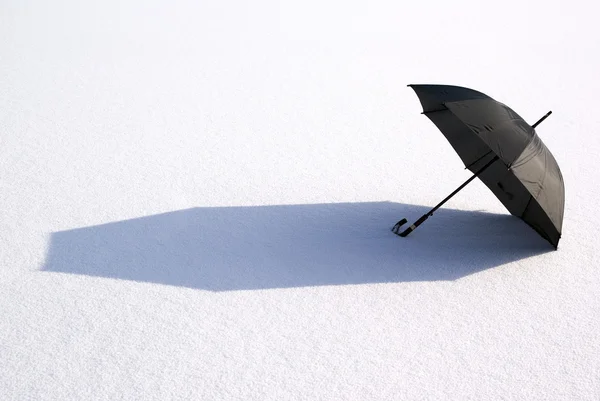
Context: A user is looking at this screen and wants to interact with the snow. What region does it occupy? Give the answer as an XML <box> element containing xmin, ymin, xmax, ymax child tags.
<box><xmin>1</xmin><ymin>0</ymin><xmax>599</xmax><ymax>399</ymax></box>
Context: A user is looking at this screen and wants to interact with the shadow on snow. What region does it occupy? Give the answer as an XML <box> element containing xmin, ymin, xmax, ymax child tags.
<box><xmin>41</xmin><ymin>202</ymin><xmax>552</xmax><ymax>291</ymax></box>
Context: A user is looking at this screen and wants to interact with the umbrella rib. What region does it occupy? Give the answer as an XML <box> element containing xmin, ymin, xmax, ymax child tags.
<box><xmin>464</xmin><ymin>150</ymin><xmax>494</xmax><ymax>170</ymax></box>
<box><xmin>422</xmin><ymin>108</ymin><xmax>447</xmax><ymax>115</ymax></box>
<box><xmin>509</xmin><ymin>111</ymin><xmax>553</xmax><ymax>168</ymax></box>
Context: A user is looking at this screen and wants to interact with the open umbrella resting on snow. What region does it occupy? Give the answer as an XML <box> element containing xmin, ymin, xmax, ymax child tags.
<box><xmin>392</xmin><ymin>84</ymin><xmax>564</xmax><ymax>249</ymax></box>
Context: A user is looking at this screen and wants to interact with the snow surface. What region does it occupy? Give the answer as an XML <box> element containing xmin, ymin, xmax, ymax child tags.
<box><xmin>2</xmin><ymin>0</ymin><xmax>600</xmax><ymax>399</ymax></box>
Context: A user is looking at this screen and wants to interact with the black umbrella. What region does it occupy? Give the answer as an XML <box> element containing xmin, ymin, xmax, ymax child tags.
<box><xmin>392</xmin><ymin>84</ymin><xmax>564</xmax><ymax>249</ymax></box>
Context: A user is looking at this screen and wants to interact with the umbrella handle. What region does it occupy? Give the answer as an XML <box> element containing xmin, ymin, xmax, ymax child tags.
<box><xmin>392</xmin><ymin>214</ymin><xmax>431</xmax><ymax>237</ymax></box>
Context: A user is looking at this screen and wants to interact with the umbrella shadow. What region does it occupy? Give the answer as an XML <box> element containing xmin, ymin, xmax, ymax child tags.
<box><xmin>41</xmin><ymin>202</ymin><xmax>552</xmax><ymax>291</ymax></box>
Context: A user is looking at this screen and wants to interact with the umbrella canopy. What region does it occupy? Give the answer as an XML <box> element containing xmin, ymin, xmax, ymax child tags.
<box><xmin>400</xmin><ymin>84</ymin><xmax>564</xmax><ymax>248</ymax></box>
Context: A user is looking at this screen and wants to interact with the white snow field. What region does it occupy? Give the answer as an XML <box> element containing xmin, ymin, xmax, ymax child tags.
<box><xmin>2</xmin><ymin>0</ymin><xmax>599</xmax><ymax>399</ymax></box>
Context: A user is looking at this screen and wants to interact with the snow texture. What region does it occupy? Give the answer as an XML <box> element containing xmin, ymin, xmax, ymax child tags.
<box><xmin>1</xmin><ymin>0</ymin><xmax>599</xmax><ymax>399</ymax></box>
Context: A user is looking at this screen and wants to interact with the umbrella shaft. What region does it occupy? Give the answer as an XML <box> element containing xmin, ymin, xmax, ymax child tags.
<box><xmin>427</xmin><ymin>155</ymin><xmax>500</xmax><ymax>216</ymax></box>
<box><xmin>396</xmin><ymin>154</ymin><xmax>500</xmax><ymax>237</ymax></box>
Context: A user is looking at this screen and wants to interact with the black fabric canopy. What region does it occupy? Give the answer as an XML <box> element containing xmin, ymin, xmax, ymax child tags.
<box><xmin>394</xmin><ymin>84</ymin><xmax>564</xmax><ymax>248</ymax></box>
